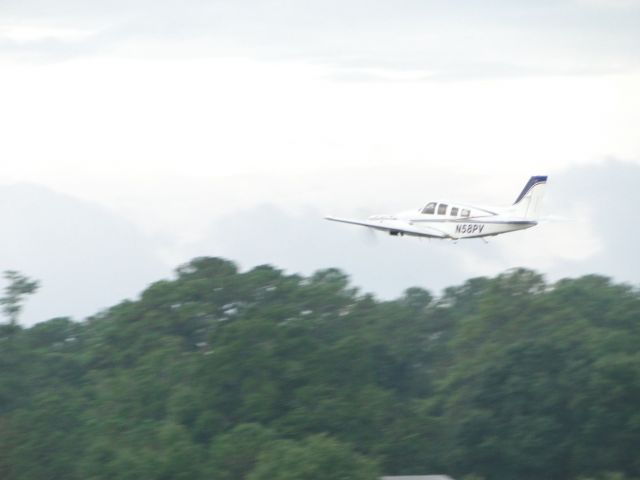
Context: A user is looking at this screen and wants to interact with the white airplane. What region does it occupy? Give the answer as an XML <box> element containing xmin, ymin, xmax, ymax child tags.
<box><xmin>325</xmin><ymin>175</ymin><xmax>548</xmax><ymax>241</ymax></box>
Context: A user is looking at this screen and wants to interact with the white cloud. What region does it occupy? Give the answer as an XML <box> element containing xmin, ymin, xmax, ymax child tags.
<box><xmin>502</xmin><ymin>211</ymin><xmax>603</xmax><ymax>269</ymax></box>
<box><xmin>2</xmin><ymin>1</ymin><xmax>639</xmax><ymax>76</ymax></box>
<box><xmin>0</xmin><ymin>24</ymin><xmax>97</xmax><ymax>43</ymax></box>
<box><xmin>0</xmin><ymin>0</ymin><xmax>639</xmax><ymax>319</ymax></box>
<box><xmin>1</xmin><ymin>58</ymin><xmax>638</xmax><ymax>233</ymax></box>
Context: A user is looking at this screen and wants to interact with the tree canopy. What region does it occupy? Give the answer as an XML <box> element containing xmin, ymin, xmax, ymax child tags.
<box><xmin>0</xmin><ymin>270</ymin><xmax>39</xmax><ymax>326</ymax></box>
<box><xmin>1</xmin><ymin>258</ymin><xmax>639</xmax><ymax>480</ymax></box>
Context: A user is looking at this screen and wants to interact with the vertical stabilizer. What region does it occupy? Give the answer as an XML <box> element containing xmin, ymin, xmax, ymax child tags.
<box><xmin>511</xmin><ymin>176</ymin><xmax>547</xmax><ymax>220</ymax></box>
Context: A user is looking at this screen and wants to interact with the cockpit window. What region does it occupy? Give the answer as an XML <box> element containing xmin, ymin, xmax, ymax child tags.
<box><xmin>451</xmin><ymin>207</ymin><xmax>459</xmax><ymax>216</ymax></box>
<box><xmin>461</xmin><ymin>209</ymin><xmax>470</xmax><ymax>217</ymax></box>
<box><xmin>421</xmin><ymin>202</ymin><xmax>436</xmax><ymax>214</ymax></box>
<box><xmin>437</xmin><ymin>203</ymin><xmax>448</xmax><ymax>215</ymax></box>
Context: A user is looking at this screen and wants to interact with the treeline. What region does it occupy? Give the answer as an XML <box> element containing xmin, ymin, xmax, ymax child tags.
<box><xmin>1</xmin><ymin>257</ymin><xmax>639</xmax><ymax>480</ymax></box>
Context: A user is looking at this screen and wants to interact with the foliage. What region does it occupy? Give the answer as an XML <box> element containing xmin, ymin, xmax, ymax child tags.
<box><xmin>248</xmin><ymin>434</ymin><xmax>380</xmax><ymax>480</ymax></box>
<box><xmin>1</xmin><ymin>258</ymin><xmax>640</xmax><ymax>479</ymax></box>
<box><xmin>0</xmin><ymin>271</ymin><xmax>39</xmax><ymax>326</ymax></box>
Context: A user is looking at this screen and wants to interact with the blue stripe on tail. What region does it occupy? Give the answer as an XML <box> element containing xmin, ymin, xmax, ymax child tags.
<box><xmin>513</xmin><ymin>176</ymin><xmax>547</xmax><ymax>205</ymax></box>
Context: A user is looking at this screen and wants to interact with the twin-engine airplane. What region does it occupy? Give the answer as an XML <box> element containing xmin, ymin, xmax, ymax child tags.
<box><xmin>325</xmin><ymin>176</ymin><xmax>548</xmax><ymax>241</ymax></box>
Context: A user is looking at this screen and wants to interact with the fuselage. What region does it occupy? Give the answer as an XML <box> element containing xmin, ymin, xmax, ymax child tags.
<box><xmin>371</xmin><ymin>200</ymin><xmax>537</xmax><ymax>239</ymax></box>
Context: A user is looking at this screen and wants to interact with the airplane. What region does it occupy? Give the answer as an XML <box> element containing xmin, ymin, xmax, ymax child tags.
<box><xmin>325</xmin><ymin>175</ymin><xmax>548</xmax><ymax>241</ymax></box>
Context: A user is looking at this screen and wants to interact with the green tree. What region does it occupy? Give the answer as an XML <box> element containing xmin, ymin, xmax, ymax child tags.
<box><xmin>248</xmin><ymin>435</ymin><xmax>380</xmax><ymax>480</ymax></box>
<box><xmin>2</xmin><ymin>257</ymin><xmax>640</xmax><ymax>480</ymax></box>
<box><xmin>0</xmin><ymin>270</ymin><xmax>39</xmax><ymax>326</ymax></box>
<box><xmin>207</xmin><ymin>423</ymin><xmax>277</xmax><ymax>480</ymax></box>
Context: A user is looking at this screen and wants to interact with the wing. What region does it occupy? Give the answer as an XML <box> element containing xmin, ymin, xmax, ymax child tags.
<box><xmin>325</xmin><ymin>215</ymin><xmax>449</xmax><ymax>239</ymax></box>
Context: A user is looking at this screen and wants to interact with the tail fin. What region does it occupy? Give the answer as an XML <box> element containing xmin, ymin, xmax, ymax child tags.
<box><xmin>511</xmin><ymin>176</ymin><xmax>547</xmax><ymax>220</ymax></box>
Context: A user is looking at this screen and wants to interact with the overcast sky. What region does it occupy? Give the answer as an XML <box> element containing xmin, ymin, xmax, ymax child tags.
<box><xmin>1</xmin><ymin>0</ymin><xmax>639</xmax><ymax>323</ymax></box>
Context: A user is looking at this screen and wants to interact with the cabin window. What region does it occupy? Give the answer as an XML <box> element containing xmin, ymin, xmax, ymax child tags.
<box><xmin>437</xmin><ymin>203</ymin><xmax>448</xmax><ymax>215</ymax></box>
<box><xmin>421</xmin><ymin>202</ymin><xmax>436</xmax><ymax>214</ymax></box>
<box><xmin>451</xmin><ymin>207</ymin><xmax>459</xmax><ymax>216</ymax></box>
<box><xmin>461</xmin><ymin>209</ymin><xmax>470</xmax><ymax>217</ymax></box>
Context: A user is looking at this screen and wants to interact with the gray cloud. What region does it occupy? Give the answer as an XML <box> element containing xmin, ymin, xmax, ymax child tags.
<box><xmin>187</xmin><ymin>160</ymin><xmax>640</xmax><ymax>296</ymax></box>
<box><xmin>1</xmin><ymin>160</ymin><xmax>638</xmax><ymax>325</ymax></box>
<box><xmin>188</xmin><ymin>204</ymin><xmax>482</xmax><ymax>298</ymax></box>
<box><xmin>2</xmin><ymin>0</ymin><xmax>639</xmax><ymax>78</ymax></box>
<box><xmin>0</xmin><ymin>184</ymin><xmax>169</xmax><ymax>324</ymax></box>
<box><xmin>547</xmin><ymin>160</ymin><xmax>640</xmax><ymax>282</ymax></box>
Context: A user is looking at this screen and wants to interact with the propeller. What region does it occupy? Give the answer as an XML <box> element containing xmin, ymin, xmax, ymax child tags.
<box><xmin>360</xmin><ymin>226</ymin><xmax>379</xmax><ymax>245</ymax></box>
